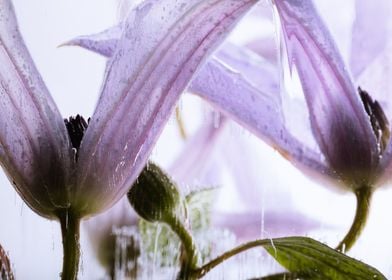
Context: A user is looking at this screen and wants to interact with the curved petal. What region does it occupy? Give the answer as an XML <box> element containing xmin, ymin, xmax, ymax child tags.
<box><xmin>0</xmin><ymin>0</ymin><xmax>72</xmax><ymax>218</ymax></box>
<box><xmin>274</xmin><ymin>0</ymin><xmax>379</xmax><ymax>187</ymax></box>
<box><xmin>350</xmin><ymin>0</ymin><xmax>391</xmax><ymax>78</ymax></box>
<box><xmin>67</xmin><ymin>23</ymin><xmax>337</xmax><ymax>184</ymax></box>
<box><xmin>75</xmin><ymin>0</ymin><xmax>258</xmax><ymax>216</ymax></box>
<box><xmin>191</xmin><ymin>44</ymin><xmax>336</xmax><ymax>182</ymax></box>
<box><xmin>61</xmin><ymin>24</ymin><xmax>122</xmax><ymax>57</ymax></box>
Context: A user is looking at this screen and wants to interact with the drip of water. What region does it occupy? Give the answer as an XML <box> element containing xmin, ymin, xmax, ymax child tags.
<box><xmin>113</xmin><ymin>225</ymin><xmax>283</xmax><ymax>279</ymax></box>
<box><xmin>113</xmin><ymin>227</ymin><xmax>140</xmax><ymax>279</ymax></box>
<box><xmin>151</xmin><ymin>224</ymin><xmax>162</xmax><ymax>279</ymax></box>
<box><xmin>213</xmin><ymin>111</ymin><xmax>221</xmax><ymax>129</ymax></box>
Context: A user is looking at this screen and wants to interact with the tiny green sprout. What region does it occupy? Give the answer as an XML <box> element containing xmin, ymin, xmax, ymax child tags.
<box><xmin>128</xmin><ymin>162</ymin><xmax>185</xmax><ymax>224</ymax></box>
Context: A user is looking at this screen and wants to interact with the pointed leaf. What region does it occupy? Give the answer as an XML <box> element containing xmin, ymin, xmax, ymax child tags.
<box><xmin>263</xmin><ymin>237</ymin><xmax>386</xmax><ymax>280</ymax></box>
<box><xmin>185</xmin><ymin>187</ymin><xmax>218</xmax><ymax>231</ymax></box>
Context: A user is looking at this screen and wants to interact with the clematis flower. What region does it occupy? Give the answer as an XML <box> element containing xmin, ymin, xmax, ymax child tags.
<box><xmin>68</xmin><ymin>0</ymin><xmax>392</xmax><ymax>253</ymax></box>
<box><xmin>0</xmin><ymin>0</ymin><xmax>259</xmax><ymax>278</ymax></box>
<box><xmin>201</xmin><ymin>0</ymin><xmax>392</xmax><ymax>253</ymax></box>
<box><xmin>198</xmin><ymin>0</ymin><xmax>392</xmax><ymax>253</ymax></box>
<box><xmin>194</xmin><ymin>0</ymin><xmax>392</xmax><ymax>253</ymax></box>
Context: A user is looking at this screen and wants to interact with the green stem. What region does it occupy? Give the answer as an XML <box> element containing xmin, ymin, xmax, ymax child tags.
<box><xmin>59</xmin><ymin>210</ymin><xmax>81</xmax><ymax>280</ymax></box>
<box><xmin>191</xmin><ymin>239</ymin><xmax>270</xmax><ymax>279</ymax></box>
<box><xmin>336</xmin><ymin>186</ymin><xmax>373</xmax><ymax>252</ymax></box>
<box><xmin>165</xmin><ymin>215</ymin><xmax>200</xmax><ymax>279</ymax></box>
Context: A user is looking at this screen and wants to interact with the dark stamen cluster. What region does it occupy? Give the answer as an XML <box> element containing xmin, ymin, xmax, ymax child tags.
<box><xmin>64</xmin><ymin>115</ymin><xmax>89</xmax><ymax>157</ymax></box>
<box><xmin>359</xmin><ymin>87</ymin><xmax>390</xmax><ymax>153</ymax></box>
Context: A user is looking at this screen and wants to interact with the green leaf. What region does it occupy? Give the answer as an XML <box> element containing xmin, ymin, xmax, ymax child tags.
<box><xmin>262</xmin><ymin>237</ymin><xmax>386</xmax><ymax>280</ymax></box>
<box><xmin>139</xmin><ymin>220</ymin><xmax>181</xmax><ymax>267</ymax></box>
<box><xmin>185</xmin><ymin>187</ymin><xmax>218</xmax><ymax>231</ymax></box>
<box><xmin>138</xmin><ymin>187</ymin><xmax>218</xmax><ymax>266</ymax></box>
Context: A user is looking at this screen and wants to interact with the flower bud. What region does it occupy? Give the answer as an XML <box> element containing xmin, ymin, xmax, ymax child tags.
<box><xmin>128</xmin><ymin>162</ymin><xmax>184</xmax><ymax>224</ymax></box>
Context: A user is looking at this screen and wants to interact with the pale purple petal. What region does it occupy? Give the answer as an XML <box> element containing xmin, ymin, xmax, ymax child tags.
<box><xmin>191</xmin><ymin>44</ymin><xmax>336</xmax><ymax>182</ymax></box>
<box><xmin>169</xmin><ymin>116</ymin><xmax>227</xmax><ymax>185</ymax></box>
<box><xmin>274</xmin><ymin>0</ymin><xmax>379</xmax><ymax>187</ymax></box>
<box><xmin>62</xmin><ymin>24</ymin><xmax>122</xmax><ymax>57</ymax></box>
<box><xmin>70</xmin><ymin>25</ymin><xmax>336</xmax><ymax>184</ymax></box>
<box><xmin>75</xmin><ymin>0</ymin><xmax>258</xmax><ymax>216</ymax></box>
<box><xmin>65</xmin><ymin>12</ymin><xmax>335</xmax><ymax>184</ymax></box>
<box><xmin>355</xmin><ymin>45</ymin><xmax>392</xmax><ymax>123</ymax></box>
<box><xmin>245</xmin><ymin>36</ymin><xmax>277</xmax><ymax>63</ymax></box>
<box><xmin>350</xmin><ymin>0</ymin><xmax>391</xmax><ymax>78</ymax></box>
<box><xmin>0</xmin><ymin>0</ymin><xmax>72</xmax><ymax>218</ymax></box>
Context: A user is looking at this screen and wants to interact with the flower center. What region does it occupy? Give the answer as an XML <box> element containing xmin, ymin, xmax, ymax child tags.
<box><xmin>359</xmin><ymin>87</ymin><xmax>390</xmax><ymax>154</ymax></box>
<box><xmin>64</xmin><ymin>115</ymin><xmax>89</xmax><ymax>159</ymax></box>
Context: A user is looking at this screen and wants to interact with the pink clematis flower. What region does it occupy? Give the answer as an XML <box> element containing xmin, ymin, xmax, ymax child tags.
<box><xmin>0</xmin><ymin>0</ymin><xmax>259</xmax><ymax>278</ymax></box>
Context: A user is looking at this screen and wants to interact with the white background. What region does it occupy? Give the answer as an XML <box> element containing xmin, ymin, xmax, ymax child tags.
<box><xmin>0</xmin><ymin>0</ymin><xmax>391</xmax><ymax>279</ymax></box>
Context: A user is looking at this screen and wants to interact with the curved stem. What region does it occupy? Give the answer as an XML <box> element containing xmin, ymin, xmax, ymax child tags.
<box><xmin>58</xmin><ymin>210</ymin><xmax>81</xmax><ymax>280</ymax></box>
<box><xmin>191</xmin><ymin>239</ymin><xmax>270</xmax><ymax>279</ymax></box>
<box><xmin>336</xmin><ymin>186</ymin><xmax>373</xmax><ymax>252</ymax></box>
<box><xmin>165</xmin><ymin>215</ymin><xmax>200</xmax><ymax>279</ymax></box>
